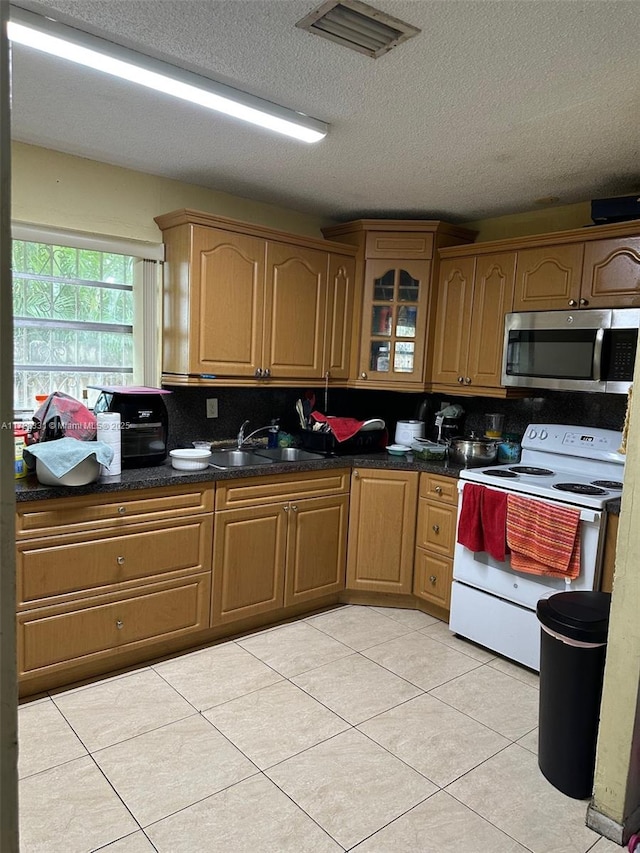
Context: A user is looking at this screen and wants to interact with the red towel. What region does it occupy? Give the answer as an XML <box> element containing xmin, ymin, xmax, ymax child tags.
<box><xmin>457</xmin><ymin>484</ymin><xmax>509</xmax><ymax>561</ymax></box>
<box><xmin>310</xmin><ymin>412</ymin><xmax>365</xmax><ymax>442</ymax></box>
<box><xmin>457</xmin><ymin>483</ymin><xmax>484</xmax><ymax>553</ymax></box>
<box><xmin>481</xmin><ymin>487</ymin><xmax>509</xmax><ymax>562</ymax></box>
<box><xmin>506</xmin><ymin>494</ymin><xmax>581</xmax><ymax>579</ymax></box>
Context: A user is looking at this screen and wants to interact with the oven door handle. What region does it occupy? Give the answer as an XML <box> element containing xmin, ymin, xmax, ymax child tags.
<box><xmin>593</xmin><ymin>327</ymin><xmax>604</xmax><ymax>381</ymax></box>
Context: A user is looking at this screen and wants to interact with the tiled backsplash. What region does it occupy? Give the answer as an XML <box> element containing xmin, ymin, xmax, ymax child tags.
<box><xmin>164</xmin><ymin>385</ymin><xmax>629</xmax><ymax>450</ymax></box>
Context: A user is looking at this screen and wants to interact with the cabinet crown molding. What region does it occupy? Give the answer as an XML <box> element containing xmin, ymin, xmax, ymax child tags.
<box><xmin>439</xmin><ymin>218</ymin><xmax>640</xmax><ymax>258</ymax></box>
<box><xmin>154</xmin><ymin>208</ymin><xmax>356</xmax><ymax>255</ymax></box>
<box><xmin>322</xmin><ymin>218</ymin><xmax>477</xmax><ymax>241</ymax></box>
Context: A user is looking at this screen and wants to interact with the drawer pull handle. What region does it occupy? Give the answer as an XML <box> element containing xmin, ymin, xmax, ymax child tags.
<box><xmin>116</xmin><ymin>556</ymin><xmax>125</xmax><ymax>565</ymax></box>
<box><xmin>432</xmin><ymin>524</ymin><xmax>440</xmax><ymax>533</ymax></box>
<box><xmin>116</xmin><ymin>620</ymin><xmax>124</xmax><ymax>629</ymax></box>
<box><xmin>117</xmin><ymin>506</ymin><xmax>126</xmax><ymax>514</ymax></box>
<box><xmin>429</xmin><ymin>575</ymin><xmax>437</xmax><ymax>585</ymax></box>
<box><xmin>434</xmin><ymin>486</ymin><xmax>443</xmax><ymax>494</ymax></box>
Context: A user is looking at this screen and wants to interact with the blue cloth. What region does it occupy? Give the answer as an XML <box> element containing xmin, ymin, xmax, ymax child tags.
<box><xmin>23</xmin><ymin>438</ymin><xmax>114</xmax><ymax>478</ymax></box>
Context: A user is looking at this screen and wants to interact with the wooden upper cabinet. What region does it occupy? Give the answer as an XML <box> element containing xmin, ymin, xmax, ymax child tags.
<box><xmin>431</xmin><ymin>257</ymin><xmax>474</xmax><ymax>387</ymax></box>
<box><xmin>323</xmin><ymin>254</ymin><xmax>355</xmax><ymax>380</ymax></box>
<box><xmin>582</xmin><ymin>238</ymin><xmax>640</xmax><ymax>307</ymax></box>
<box><xmin>156</xmin><ymin>209</ymin><xmax>357</xmax><ymax>385</ymax></box>
<box><xmin>513</xmin><ymin>244</ymin><xmax>585</xmax><ymax>310</ymax></box>
<box><xmin>431</xmin><ymin>252</ymin><xmax>515</xmax><ymax>393</ymax></box>
<box><xmin>358</xmin><ymin>257</ymin><xmax>431</xmax><ymax>386</ymax></box>
<box><xmin>265</xmin><ymin>243</ymin><xmax>327</xmax><ymax>379</ymax></box>
<box><xmin>467</xmin><ymin>252</ymin><xmax>516</xmax><ymax>387</ymax></box>
<box><xmin>193</xmin><ymin>227</ymin><xmax>265</xmax><ymax>377</ymax></box>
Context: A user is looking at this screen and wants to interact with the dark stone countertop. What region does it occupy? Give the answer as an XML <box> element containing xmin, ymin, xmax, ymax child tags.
<box><xmin>15</xmin><ymin>452</ymin><xmax>464</xmax><ymax>502</ymax></box>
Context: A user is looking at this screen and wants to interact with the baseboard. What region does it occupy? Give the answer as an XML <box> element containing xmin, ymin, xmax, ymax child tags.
<box><xmin>586</xmin><ymin>799</ymin><xmax>640</xmax><ymax>845</ymax></box>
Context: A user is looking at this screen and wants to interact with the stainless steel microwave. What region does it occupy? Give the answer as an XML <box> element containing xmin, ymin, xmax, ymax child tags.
<box><xmin>502</xmin><ymin>308</ymin><xmax>639</xmax><ymax>393</ymax></box>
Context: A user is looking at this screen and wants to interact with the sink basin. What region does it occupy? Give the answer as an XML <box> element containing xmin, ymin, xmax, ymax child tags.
<box><xmin>254</xmin><ymin>447</ymin><xmax>324</xmax><ymax>462</ymax></box>
<box><xmin>209</xmin><ymin>450</ymin><xmax>274</xmax><ymax>468</ymax></box>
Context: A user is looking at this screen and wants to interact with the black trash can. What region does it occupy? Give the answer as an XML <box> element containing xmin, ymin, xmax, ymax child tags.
<box><xmin>536</xmin><ymin>590</ymin><xmax>612</xmax><ymax>799</ymax></box>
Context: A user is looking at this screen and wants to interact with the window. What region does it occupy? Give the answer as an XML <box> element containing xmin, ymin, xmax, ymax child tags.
<box><xmin>11</xmin><ymin>225</ymin><xmax>163</xmax><ymax>415</ymax></box>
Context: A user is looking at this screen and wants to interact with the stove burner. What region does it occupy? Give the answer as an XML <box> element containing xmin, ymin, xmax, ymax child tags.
<box><xmin>483</xmin><ymin>469</ymin><xmax>519</xmax><ymax>478</ymax></box>
<box><xmin>553</xmin><ymin>483</ymin><xmax>608</xmax><ymax>495</ymax></box>
<box><xmin>508</xmin><ymin>466</ymin><xmax>554</xmax><ymax>476</ymax></box>
<box><xmin>591</xmin><ymin>480</ymin><xmax>623</xmax><ymax>490</ymax></box>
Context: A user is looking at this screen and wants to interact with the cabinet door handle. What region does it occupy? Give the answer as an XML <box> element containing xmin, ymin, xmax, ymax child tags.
<box><xmin>353</xmin><ymin>470</ymin><xmax>359</xmax><ymax>479</ymax></box>
<box><xmin>429</xmin><ymin>575</ymin><xmax>437</xmax><ymax>585</ymax></box>
<box><xmin>568</xmin><ymin>299</ymin><xmax>578</xmax><ymax>307</ymax></box>
<box><xmin>434</xmin><ymin>486</ymin><xmax>443</xmax><ymax>495</ymax></box>
<box><xmin>432</xmin><ymin>524</ymin><xmax>440</xmax><ymax>533</ymax></box>
<box><xmin>291</xmin><ymin>505</ymin><xmax>298</xmax><ymax>512</ymax></box>
<box><xmin>116</xmin><ymin>619</ymin><xmax>124</xmax><ymax>629</ymax></box>
<box><xmin>255</xmin><ymin>368</ymin><xmax>263</xmax><ymax>377</ymax></box>
<box><xmin>116</xmin><ymin>555</ymin><xmax>125</xmax><ymax>565</ymax></box>
<box><xmin>283</xmin><ymin>505</ymin><xmax>289</xmax><ymax>512</ymax></box>
<box><xmin>465</xmin><ymin>377</ymin><xmax>471</xmax><ymax>385</ymax></box>
<box><xmin>360</xmin><ymin>372</ymin><xmax>367</xmax><ymax>380</ymax></box>
<box><xmin>579</xmin><ymin>298</ymin><xmax>589</xmax><ymax>307</ymax></box>
<box><xmin>457</xmin><ymin>376</ymin><xmax>464</xmax><ymax>383</ymax></box>
<box><xmin>117</xmin><ymin>506</ymin><xmax>126</xmax><ymax>514</ymax></box>
<box><xmin>263</xmin><ymin>368</ymin><xmax>271</xmax><ymax>378</ymax></box>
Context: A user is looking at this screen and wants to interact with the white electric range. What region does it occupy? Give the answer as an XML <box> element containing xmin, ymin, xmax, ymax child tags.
<box><xmin>449</xmin><ymin>424</ymin><xmax>624</xmax><ymax>671</ymax></box>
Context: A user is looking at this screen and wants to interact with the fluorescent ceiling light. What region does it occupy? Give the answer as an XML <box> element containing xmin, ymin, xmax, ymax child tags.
<box><xmin>7</xmin><ymin>7</ymin><xmax>329</xmax><ymax>143</ymax></box>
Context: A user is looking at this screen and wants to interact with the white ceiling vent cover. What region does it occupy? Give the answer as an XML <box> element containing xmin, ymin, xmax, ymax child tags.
<box><xmin>296</xmin><ymin>0</ymin><xmax>420</xmax><ymax>58</ymax></box>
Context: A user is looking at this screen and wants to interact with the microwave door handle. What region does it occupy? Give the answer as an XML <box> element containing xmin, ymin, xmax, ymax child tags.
<box><xmin>593</xmin><ymin>328</ymin><xmax>605</xmax><ymax>381</ymax></box>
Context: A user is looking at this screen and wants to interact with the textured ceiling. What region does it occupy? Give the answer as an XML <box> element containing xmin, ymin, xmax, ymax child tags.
<box><xmin>8</xmin><ymin>0</ymin><xmax>640</xmax><ymax>223</ymax></box>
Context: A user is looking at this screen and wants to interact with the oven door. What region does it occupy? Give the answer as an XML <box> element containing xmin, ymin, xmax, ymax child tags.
<box><xmin>450</xmin><ymin>483</ymin><xmax>606</xmax><ymax>670</ymax></box>
<box><xmin>452</xmin><ymin>483</ymin><xmax>605</xmax><ymax>611</ymax></box>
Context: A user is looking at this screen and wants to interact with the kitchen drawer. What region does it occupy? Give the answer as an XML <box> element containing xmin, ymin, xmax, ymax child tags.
<box><xmin>365</xmin><ymin>231</ymin><xmax>433</xmax><ymax>260</ymax></box>
<box><xmin>18</xmin><ymin>572</ymin><xmax>211</xmax><ymax>678</ymax></box>
<box><xmin>413</xmin><ymin>550</ymin><xmax>452</xmax><ymax>609</ymax></box>
<box><xmin>16</xmin><ymin>483</ymin><xmax>214</xmax><ymax>539</ymax></box>
<box><xmin>416</xmin><ymin>499</ymin><xmax>457</xmax><ymax>557</ymax></box>
<box><xmin>18</xmin><ymin>515</ymin><xmax>213</xmax><ymax>607</ymax></box>
<box><xmin>215</xmin><ymin>469</ymin><xmax>349</xmax><ymax>510</ymax></box>
<box><xmin>419</xmin><ymin>472</ymin><xmax>458</xmax><ymax>505</ymax></box>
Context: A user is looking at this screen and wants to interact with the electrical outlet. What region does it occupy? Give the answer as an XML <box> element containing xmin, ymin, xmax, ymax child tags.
<box><xmin>206</xmin><ymin>398</ymin><xmax>218</xmax><ymax>418</ymax></box>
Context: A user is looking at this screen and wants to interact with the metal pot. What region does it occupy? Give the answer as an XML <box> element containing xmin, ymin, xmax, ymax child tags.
<box><xmin>448</xmin><ymin>437</ymin><xmax>499</xmax><ymax>468</ymax></box>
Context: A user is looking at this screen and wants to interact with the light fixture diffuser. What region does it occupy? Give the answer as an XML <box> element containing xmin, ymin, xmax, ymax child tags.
<box><xmin>8</xmin><ymin>7</ymin><xmax>329</xmax><ymax>143</ymax></box>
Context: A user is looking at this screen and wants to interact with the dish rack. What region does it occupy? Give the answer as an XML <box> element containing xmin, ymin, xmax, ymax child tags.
<box><xmin>299</xmin><ymin>428</ymin><xmax>385</xmax><ymax>456</ymax></box>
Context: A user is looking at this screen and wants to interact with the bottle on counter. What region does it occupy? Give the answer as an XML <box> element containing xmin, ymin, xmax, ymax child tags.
<box><xmin>14</xmin><ymin>427</ymin><xmax>28</xmax><ymax>478</ymax></box>
<box><xmin>268</xmin><ymin>419</ymin><xmax>279</xmax><ymax>449</ymax></box>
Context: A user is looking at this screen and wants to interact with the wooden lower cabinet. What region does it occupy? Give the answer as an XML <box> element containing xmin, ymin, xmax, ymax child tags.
<box><xmin>16</xmin><ymin>484</ymin><xmax>214</xmax><ymax>694</ymax></box>
<box><xmin>413</xmin><ymin>472</ymin><xmax>459</xmax><ymax>614</ymax></box>
<box><xmin>212</xmin><ymin>472</ymin><xmax>350</xmax><ymax>626</ymax></box>
<box><xmin>18</xmin><ymin>573</ymin><xmax>211</xmax><ymax>678</ymax></box>
<box><xmin>346</xmin><ymin>468</ymin><xmax>418</xmax><ymax>594</ymax></box>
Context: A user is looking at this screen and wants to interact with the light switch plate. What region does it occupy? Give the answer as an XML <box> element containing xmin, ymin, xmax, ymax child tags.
<box><xmin>206</xmin><ymin>398</ymin><xmax>218</xmax><ymax>418</ymax></box>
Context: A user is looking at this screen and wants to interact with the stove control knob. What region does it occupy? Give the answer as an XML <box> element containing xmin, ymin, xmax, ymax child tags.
<box><xmin>527</xmin><ymin>428</ymin><xmax>537</xmax><ymax>439</ymax></box>
<box><xmin>539</xmin><ymin>429</ymin><xmax>548</xmax><ymax>440</ymax></box>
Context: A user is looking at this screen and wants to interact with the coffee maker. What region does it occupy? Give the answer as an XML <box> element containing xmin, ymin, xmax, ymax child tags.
<box><xmin>433</xmin><ymin>404</ymin><xmax>465</xmax><ymax>443</ymax></box>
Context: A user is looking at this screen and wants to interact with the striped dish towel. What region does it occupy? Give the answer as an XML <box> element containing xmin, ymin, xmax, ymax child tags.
<box><xmin>506</xmin><ymin>494</ymin><xmax>581</xmax><ymax>579</ymax></box>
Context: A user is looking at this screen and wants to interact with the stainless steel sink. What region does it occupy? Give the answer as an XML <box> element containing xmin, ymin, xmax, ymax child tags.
<box><xmin>254</xmin><ymin>447</ymin><xmax>324</xmax><ymax>462</ymax></box>
<box><xmin>209</xmin><ymin>449</ymin><xmax>274</xmax><ymax>468</ymax></box>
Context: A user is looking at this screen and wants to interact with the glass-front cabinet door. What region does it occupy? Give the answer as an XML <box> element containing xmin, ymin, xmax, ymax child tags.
<box><xmin>359</xmin><ymin>258</ymin><xmax>431</xmax><ymax>385</ymax></box>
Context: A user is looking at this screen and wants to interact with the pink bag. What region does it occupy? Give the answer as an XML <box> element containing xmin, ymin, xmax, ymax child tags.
<box><xmin>30</xmin><ymin>392</ymin><xmax>97</xmax><ymax>443</ymax></box>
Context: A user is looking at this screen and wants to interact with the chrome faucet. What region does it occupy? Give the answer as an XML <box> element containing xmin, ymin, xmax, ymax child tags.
<box><xmin>236</xmin><ymin>419</ymin><xmax>274</xmax><ymax>449</ymax></box>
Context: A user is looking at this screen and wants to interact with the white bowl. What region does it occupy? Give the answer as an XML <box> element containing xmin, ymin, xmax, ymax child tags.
<box><xmin>170</xmin><ymin>448</ymin><xmax>211</xmax><ymax>470</ymax></box>
<box><xmin>386</xmin><ymin>444</ymin><xmax>412</xmax><ymax>455</ymax></box>
<box><xmin>36</xmin><ymin>456</ymin><xmax>101</xmax><ymax>487</ymax></box>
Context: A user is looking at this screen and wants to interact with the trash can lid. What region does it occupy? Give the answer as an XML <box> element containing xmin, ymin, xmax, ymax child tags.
<box><xmin>536</xmin><ymin>591</ymin><xmax>612</xmax><ymax>644</ymax></box>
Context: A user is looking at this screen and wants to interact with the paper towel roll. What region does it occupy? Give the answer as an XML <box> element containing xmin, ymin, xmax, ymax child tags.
<box><xmin>96</xmin><ymin>412</ymin><xmax>122</xmax><ymax>476</ymax></box>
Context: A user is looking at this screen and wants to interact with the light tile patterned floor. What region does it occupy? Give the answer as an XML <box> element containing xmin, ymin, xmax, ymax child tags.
<box><xmin>18</xmin><ymin>605</ymin><xmax>621</xmax><ymax>852</ymax></box>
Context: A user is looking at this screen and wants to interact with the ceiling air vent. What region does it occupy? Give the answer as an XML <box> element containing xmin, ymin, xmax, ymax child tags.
<box><xmin>296</xmin><ymin>0</ymin><xmax>420</xmax><ymax>58</ymax></box>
